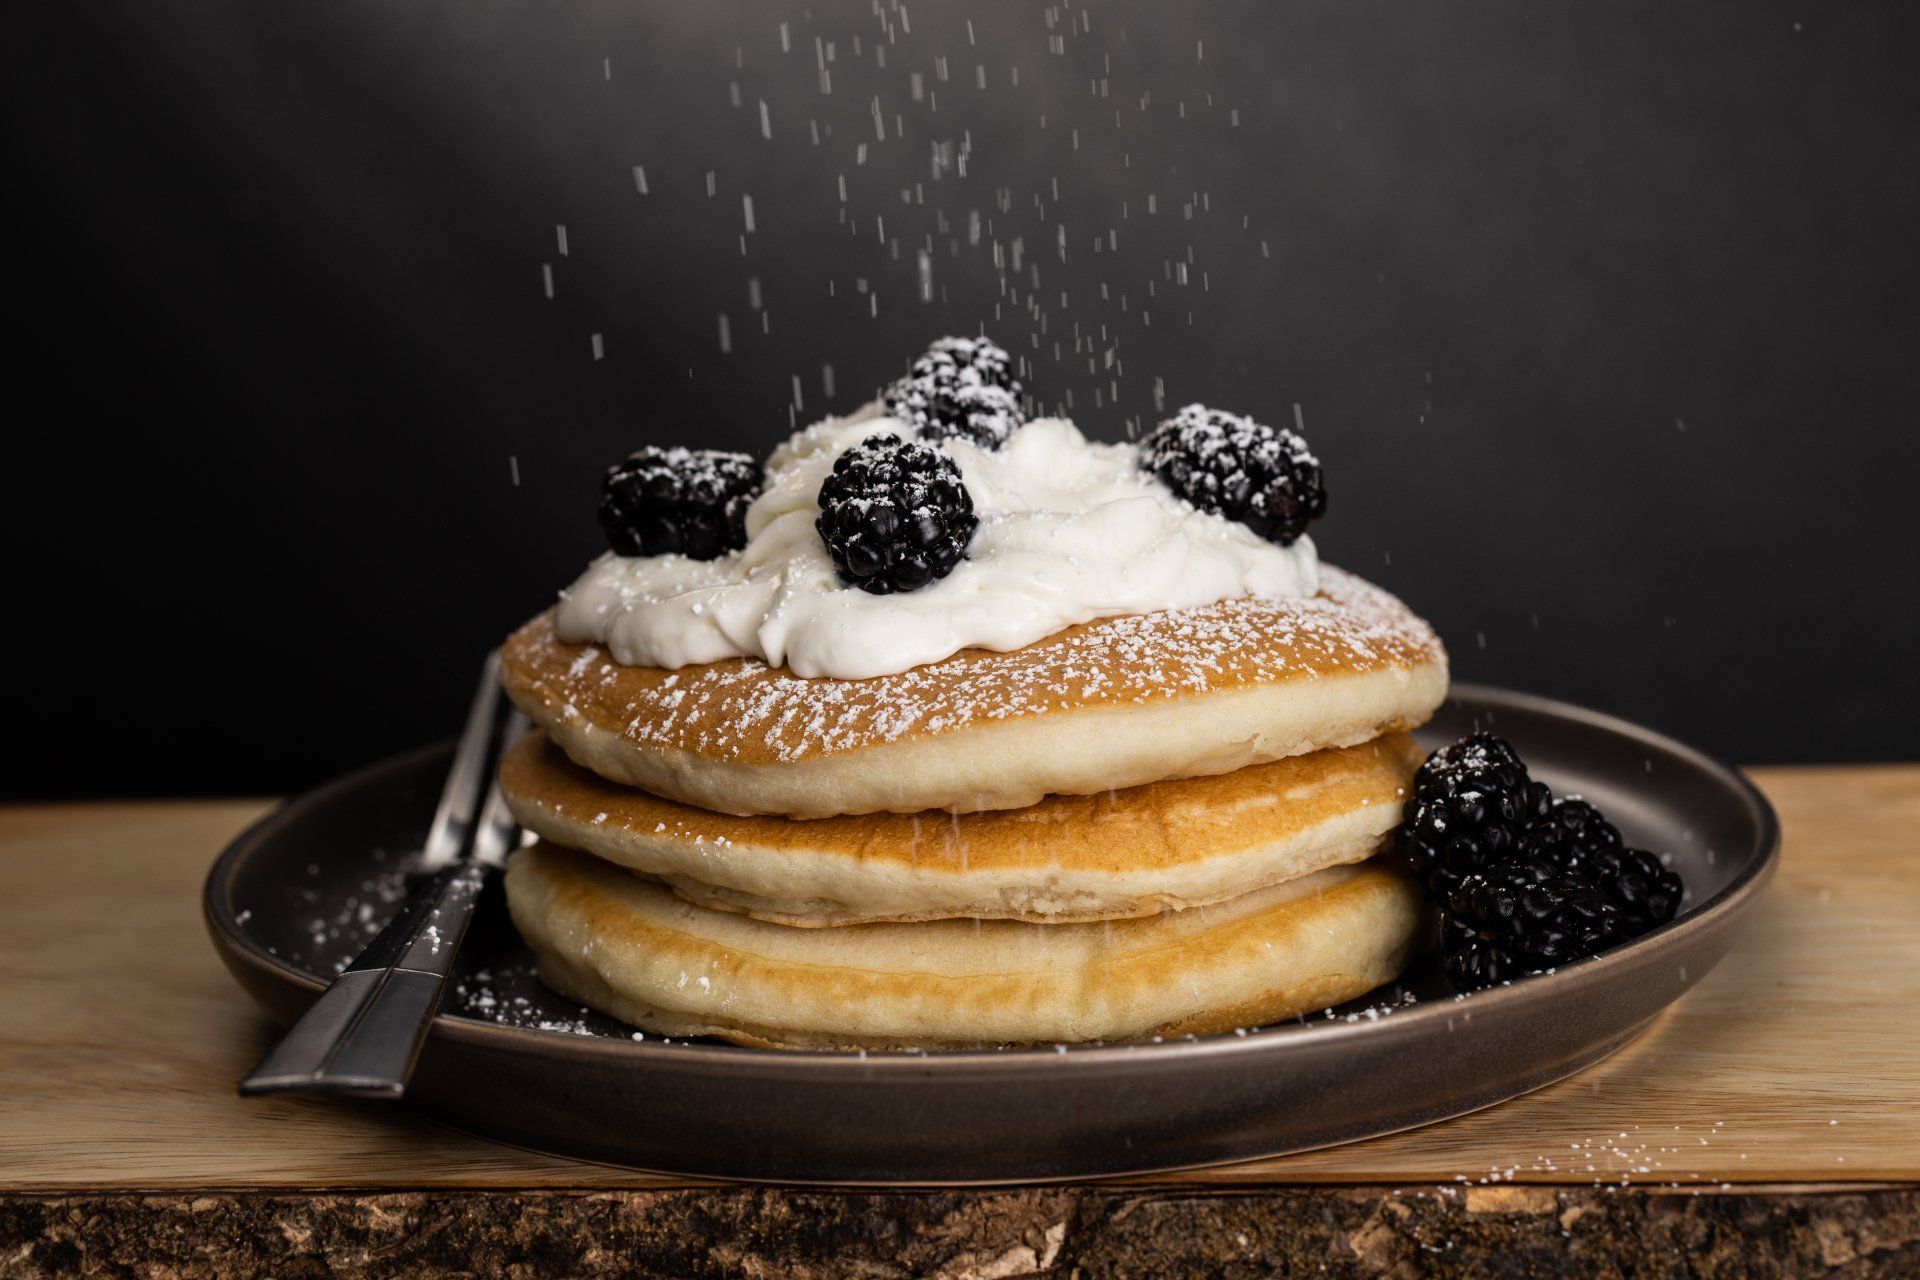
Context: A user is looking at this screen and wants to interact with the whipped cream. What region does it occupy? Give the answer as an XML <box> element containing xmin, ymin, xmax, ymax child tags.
<box><xmin>554</xmin><ymin>405</ymin><xmax>1320</xmax><ymax>679</ymax></box>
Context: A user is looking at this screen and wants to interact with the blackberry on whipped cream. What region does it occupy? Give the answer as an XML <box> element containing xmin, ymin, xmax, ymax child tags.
<box><xmin>883</xmin><ymin>335</ymin><xmax>1025</xmax><ymax>449</ymax></box>
<box><xmin>815</xmin><ymin>433</ymin><xmax>977</xmax><ymax>594</ymax></box>
<box><xmin>1140</xmin><ymin>405</ymin><xmax>1327</xmax><ymax>546</ymax></box>
<box><xmin>557</xmin><ymin>404</ymin><xmax>1320</xmax><ymax>680</ymax></box>
<box><xmin>598</xmin><ymin>446</ymin><xmax>763</xmax><ymax>560</ymax></box>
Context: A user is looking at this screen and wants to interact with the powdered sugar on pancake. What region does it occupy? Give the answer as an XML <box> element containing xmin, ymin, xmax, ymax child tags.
<box><xmin>554</xmin><ymin>408</ymin><xmax>1319</xmax><ymax>680</ymax></box>
<box><xmin>511</xmin><ymin>567</ymin><xmax>1441</xmax><ymax>765</ymax></box>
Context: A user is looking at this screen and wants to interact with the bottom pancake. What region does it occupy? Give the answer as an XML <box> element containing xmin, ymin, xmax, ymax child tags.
<box><xmin>506</xmin><ymin>842</ymin><xmax>1427</xmax><ymax>1051</ymax></box>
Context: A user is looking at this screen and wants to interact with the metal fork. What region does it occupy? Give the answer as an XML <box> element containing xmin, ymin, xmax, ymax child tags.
<box><xmin>240</xmin><ymin>653</ymin><xmax>528</xmax><ymax>1099</ymax></box>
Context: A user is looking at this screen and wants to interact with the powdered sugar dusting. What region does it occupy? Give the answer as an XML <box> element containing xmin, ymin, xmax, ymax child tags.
<box><xmin>510</xmin><ymin>565</ymin><xmax>1441</xmax><ymax>765</ymax></box>
<box><xmin>556</xmin><ymin>411</ymin><xmax>1319</xmax><ymax>679</ymax></box>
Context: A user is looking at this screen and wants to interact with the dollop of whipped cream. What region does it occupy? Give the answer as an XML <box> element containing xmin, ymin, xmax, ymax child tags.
<box><xmin>554</xmin><ymin>405</ymin><xmax>1320</xmax><ymax>679</ymax></box>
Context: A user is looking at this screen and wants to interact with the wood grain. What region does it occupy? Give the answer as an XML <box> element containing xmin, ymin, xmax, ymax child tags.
<box><xmin>1</xmin><ymin>766</ymin><xmax>1915</xmax><ymax>1192</ymax></box>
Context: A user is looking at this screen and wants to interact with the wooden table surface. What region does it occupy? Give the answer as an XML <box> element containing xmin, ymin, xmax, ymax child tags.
<box><xmin>3</xmin><ymin>767</ymin><xmax>1917</xmax><ymax>1276</ymax></box>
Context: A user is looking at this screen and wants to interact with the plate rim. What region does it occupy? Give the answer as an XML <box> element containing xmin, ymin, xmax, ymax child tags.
<box><xmin>203</xmin><ymin>682</ymin><xmax>1780</xmax><ymax>1075</ymax></box>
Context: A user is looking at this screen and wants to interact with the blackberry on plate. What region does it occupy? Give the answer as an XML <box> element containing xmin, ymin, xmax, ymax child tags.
<box><xmin>1529</xmin><ymin>796</ymin><xmax>1624</xmax><ymax>874</ymax></box>
<box><xmin>1440</xmin><ymin>862</ymin><xmax>1622</xmax><ymax>993</ymax></box>
<box><xmin>1404</xmin><ymin>732</ymin><xmax>1690</xmax><ymax>994</ymax></box>
<box><xmin>816</xmin><ymin>433</ymin><xmax>977</xmax><ymax>594</ymax></box>
<box><xmin>1397</xmin><ymin>732</ymin><xmax>1552</xmax><ymax>900</ymax></box>
<box><xmin>598</xmin><ymin>446</ymin><xmax>763</xmax><ymax>559</ymax></box>
<box><xmin>1139</xmin><ymin>404</ymin><xmax>1327</xmax><ymax>545</ymax></box>
<box><xmin>1412</xmin><ymin>732</ymin><xmax>1528</xmax><ymax>796</ymax></box>
<box><xmin>1585</xmin><ymin>846</ymin><xmax>1683</xmax><ymax>935</ymax></box>
<box><xmin>884</xmin><ymin>335</ymin><xmax>1026</xmax><ymax>449</ymax></box>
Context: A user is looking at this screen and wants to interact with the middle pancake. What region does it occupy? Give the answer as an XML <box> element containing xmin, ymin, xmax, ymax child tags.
<box><xmin>501</xmin><ymin>731</ymin><xmax>1421</xmax><ymax>926</ymax></box>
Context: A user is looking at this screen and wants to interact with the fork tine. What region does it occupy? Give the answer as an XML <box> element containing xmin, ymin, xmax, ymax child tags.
<box><xmin>471</xmin><ymin>712</ymin><xmax>530</xmax><ymax>869</ymax></box>
<box><xmin>418</xmin><ymin>651</ymin><xmax>504</xmax><ymax>871</ymax></box>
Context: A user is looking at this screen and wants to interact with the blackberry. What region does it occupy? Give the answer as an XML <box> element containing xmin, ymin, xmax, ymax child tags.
<box><xmin>1139</xmin><ymin>405</ymin><xmax>1327</xmax><ymax>545</ymax></box>
<box><xmin>1441</xmin><ymin>863</ymin><xmax>1622</xmax><ymax>993</ymax></box>
<box><xmin>816</xmin><ymin>434</ymin><xmax>977</xmax><ymax>594</ymax></box>
<box><xmin>598</xmin><ymin>447</ymin><xmax>763</xmax><ymax>559</ymax></box>
<box><xmin>884</xmin><ymin>336</ymin><xmax>1026</xmax><ymax>449</ymax></box>
<box><xmin>1398</xmin><ymin>733</ymin><xmax>1552</xmax><ymax>900</ymax></box>
<box><xmin>912</xmin><ymin>334</ymin><xmax>1019</xmax><ymax>390</ymax></box>
<box><xmin>1529</xmin><ymin>796</ymin><xmax>1624</xmax><ymax>874</ymax></box>
<box><xmin>1412</xmin><ymin>732</ymin><xmax>1529</xmax><ymax>797</ymax></box>
<box><xmin>1403</xmin><ymin>738</ymin><xmax>1690</xmax><ymax>993</ymax></box>
<box><xmin>1585</xmin><ymin>846</ymin><xmax>1683</xmax><ymax>935</ymax></box>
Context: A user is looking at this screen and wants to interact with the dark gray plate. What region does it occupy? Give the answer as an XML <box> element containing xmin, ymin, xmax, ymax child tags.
<box><xmin>205</xmin><ymin>685</ymin><xmax>1777</xmax><ymax>1184</ymax></box>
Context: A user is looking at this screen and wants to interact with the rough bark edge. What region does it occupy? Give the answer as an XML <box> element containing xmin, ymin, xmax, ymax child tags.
<box><xmin>1</xmin><ymin>1185</ymin><xmax>1915</xmax><ymax>1278</ymax></box>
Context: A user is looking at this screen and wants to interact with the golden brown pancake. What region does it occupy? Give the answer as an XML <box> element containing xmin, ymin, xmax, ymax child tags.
<box><xmin>502</xmin><ymin>566</ymin><xmax>1447</xmax><ymax>817</ymax></box>
<box><xmin>501</xmin><ymin>731</ymin><xmax>1421</xmax><ymax>926</ymax></box>
<box><xmin>506</xmin><ymin>842</ymin><xmax>1426</xmax><ymax>1050</ymax></box>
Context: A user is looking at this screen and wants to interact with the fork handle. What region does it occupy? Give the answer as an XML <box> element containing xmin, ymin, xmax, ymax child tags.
<box><xmin>239</xmin><ymin>862</ymin><xmax>487</xmax><ymax>1098</ymax></box>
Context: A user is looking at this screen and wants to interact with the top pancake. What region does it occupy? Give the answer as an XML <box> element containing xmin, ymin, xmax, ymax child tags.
<box><xmin>502</xmin><ymin>566</ymin><xmax>1447</xmax><ymax>818</ymax></box>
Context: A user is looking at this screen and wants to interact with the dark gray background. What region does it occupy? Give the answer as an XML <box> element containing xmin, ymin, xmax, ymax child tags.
<box><xmin>8</xmin><ymin>0</ymin><xmax>1917</xmax><ymax>797</ymax></box>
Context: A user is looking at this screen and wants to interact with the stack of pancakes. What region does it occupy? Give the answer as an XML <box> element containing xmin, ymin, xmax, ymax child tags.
<box><xmin>498</xmin><ymin>567</ymin><xmax>1448</xmax><ymax>1050</ymax></box>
